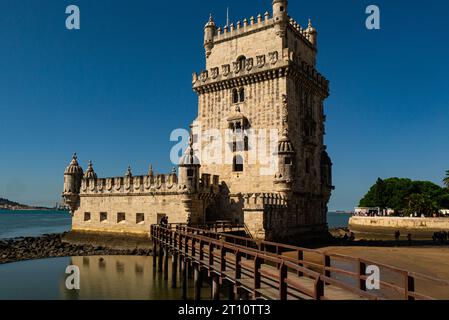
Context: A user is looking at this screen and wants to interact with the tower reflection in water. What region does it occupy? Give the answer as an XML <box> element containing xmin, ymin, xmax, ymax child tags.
<box><xmin>60</xmin><ymin>256</ymin><xmax>212</xmax><ymax>300</ymax></box>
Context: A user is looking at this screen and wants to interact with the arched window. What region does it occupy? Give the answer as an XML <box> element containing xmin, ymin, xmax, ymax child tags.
<box><xmin>233</xmin><ymin>155</ymin><xmax>244</xmax><ymax>172</ymax></box>
<box><xmin>237</xmin><ymin>56</ymin><xmax>246</xmax><ymax>71</ymax></box>
<box><xmin>232</xmin><ymin>89</ymin><xmax>239</xmax><ymax>104</ymax></box>
<box><xmin>239</xmin><ymin>88</ymin><xmax>245</xmax><ymax>102</ymax></box>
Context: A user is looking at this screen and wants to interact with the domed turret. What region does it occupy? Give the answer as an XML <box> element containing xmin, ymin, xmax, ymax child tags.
<box><xmin>84</xmin><ymin>161</ymin><xmax>97</xmax><ymax>179</ymax></box>
<box><xmin>64</xmin><ymin>153</ymin><xmax>83</xmax><ymax>176</ymax></box>
<box><xmin>278</xmin><ymin>129</ymin><xmax>295</xmax><ymax>154</ymax></box>
<box><xmin>275</xmin><ymin>95</ymin><xmax>296</xmax><ymax>194</ymax></box>
<box><xmin>62</xmin><ymin>153</ymin><xmax>84</xmax><ymax>214</ymax></box>
<box><xmin>179</xmin><ymin>131</ymin><xmax>201</xmax><ymax>192</ymax></box>
<box><xmin>272</xmin><ymin>0</ymin><xmax>288</xmax><ymax>37</ymax></box>
<box><xmin>204</xmin><ymin>14</ymin><xmax>217</xmax><ymax>58</ymax></box>
<box><xmin>275</xmin><ymin>128</ymin><xmax>295</xmax><ymax>185</ymax></box>
<box><xmin>306</xmin><ymin>19</ymin><xmax>317</xmax><ymax>46</ymax></box>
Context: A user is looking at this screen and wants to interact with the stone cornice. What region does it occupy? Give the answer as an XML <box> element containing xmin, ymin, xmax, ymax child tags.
<box><xmin>193</xmin><ymin>52</ymin><xmax>329</xmax><ymax>98</ymax></box>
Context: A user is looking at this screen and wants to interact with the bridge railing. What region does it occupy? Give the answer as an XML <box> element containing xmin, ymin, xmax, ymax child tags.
<box><xmin>152</xmin><ymin>224</ymin><xmax>449</xmax><ymax>300</ymax></box>
<box><xmin>151</xmin><ymin>224</ymin><xmax>379</xmax><ymax>300</ymax></box>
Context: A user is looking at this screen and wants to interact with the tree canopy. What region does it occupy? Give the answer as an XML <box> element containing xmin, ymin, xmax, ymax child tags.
<box><xmin>359</xmin><ymin>178</ymin><xmax>449</xmax><ymax>215</ymax></box>
<box><xmin>444</xmin><ymin>170</ymin><xmax>449</xmax><ymax>188</ymax></box>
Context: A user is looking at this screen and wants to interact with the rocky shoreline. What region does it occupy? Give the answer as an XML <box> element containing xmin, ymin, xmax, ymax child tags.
<box><xmin>0</xmin><ymin>233</ymin><xmax>153</xmax><ymax>265</ymax></box>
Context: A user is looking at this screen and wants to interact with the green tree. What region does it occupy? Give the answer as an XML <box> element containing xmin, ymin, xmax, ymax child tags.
<box><xmin>444</xmin><ymin>170</ymin><xmax>449</xmax><ymax>188</ymax></box>
<box><xmin>404</xmin><ymin>193</ymin><xmax>439</xmax><ymax>217</ymax></box>
<box><xmin>359</xmin><ymin>177</ymin><xmax>449</xmax><ymax>214</ymax></box>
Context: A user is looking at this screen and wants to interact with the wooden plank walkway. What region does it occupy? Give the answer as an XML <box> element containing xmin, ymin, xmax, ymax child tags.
<box><xmin>151</xmin><ymin>224</ymin><xmax>449</xmax><ymax>300</ymax></box>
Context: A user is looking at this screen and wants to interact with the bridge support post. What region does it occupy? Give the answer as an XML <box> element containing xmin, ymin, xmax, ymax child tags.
<box><xmin>182</xmin><ymin>258</ymin><xmax>188</xmax><ymax>300</ymax></box>
<box><xmin>212</xmin><ymin>275</ymin><xmax>220</xmax><ymax>300</ymax></box>
<box><xmin>164</xmin><ymin>248</ymin><xmax>169</xmax><ymax>280</ymax></box>
<box><xmin>152</xmin><ymin>242</ymin><xmax>157</xmax><ymax>269</ymax></box>
<box><xmin>194</xmin><ymin>264</ymin><xmax>201</xmax><ymax>300</ymax></box>
<box><xmin>171</xmin><ymin>253</ymin><xmax>178</xmax><ymax>288</ymax></box>
<box><xmin>188</xmin><ymin>261</ymin><xmax>193</xmax><ymax>279</ymax></box>
<box><xmin>228</xmin><ymin>282</ymin><xmax>235</xmax><ymax>301</ymax></box>
<box><xmin>158</xmin><ymin>245</ymin><xmax>164</xmax><ymax>273</ymax></box>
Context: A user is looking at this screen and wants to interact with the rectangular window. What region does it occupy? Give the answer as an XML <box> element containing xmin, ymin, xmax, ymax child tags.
<box><xmin>285</xmin><ymin>157</ymin><xmax>292</xmax><ymax>165</ymax></box>
<box><xmin>187</xmin><ymin>169</ymin><xmax>194</xmax><ymax>177</ymax></box>
<box><xmin>117</xmin><ymin>212</ymin><xmax>126</xmax><ymax>223</ymax></box>
<box><xmin>84</xmin><ymin>212</ymin><xmax>91</xmax><ymax>222</ymax></box>
<box><xmin>100</xmin><ymin>212</ymin><xmax>107</xmax><ymax>222</ymax></box>
<box><xmin>136</xmin><ymin>213</ymin><xmax>145</xmax><ymax>224</ymax></box>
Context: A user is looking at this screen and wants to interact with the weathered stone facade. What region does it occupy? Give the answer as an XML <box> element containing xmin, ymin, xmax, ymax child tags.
<box><xmin>62</xmin><ymin>0</ymin><xmax>333</xmax><ymax>243</ymax></box>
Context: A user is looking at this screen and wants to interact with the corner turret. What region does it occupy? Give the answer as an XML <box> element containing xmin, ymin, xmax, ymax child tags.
<box><xmin>204</xmin><ymin>14</ymin><xmax>217</xmax><ymax>58</ymax></box>
<box><xmin>272</xmin><ymin>0</ymin><xmax>288</xmax><ymax>37</ymax></box>
<box><xmin>62</xmin><ymin>153</ymin><xmax>84</xmax><ymax>214</ymax></box>
<box><xmin>275</xmin><ymin>95</ymin><xmax>295</xmax><ymax>196</ymax></box>
<box><xmin>306</xmin><ymin>19</ymin><xmax>317</xmax><ymax>46</ymax></box>
<box><xmin>179</xmin><ymin>131</ymin><xmax>201</xmax><ymax>192</ymax></box>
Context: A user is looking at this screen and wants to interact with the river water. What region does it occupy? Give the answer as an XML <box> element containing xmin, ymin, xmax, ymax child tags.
<box><xmin>0</xmin><ymin>210</ymin><xmax>351</xmax><ymax>240</ymax></box>
<box><xmin>0</xmin><ymin>255</ymin><xmax>217</xmax><ymax>300</ymax></box>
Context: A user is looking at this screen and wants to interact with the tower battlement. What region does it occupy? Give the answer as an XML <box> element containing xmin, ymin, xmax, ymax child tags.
<box><xmin>192</xmin><ymin>50</ymin><xmax>329</xmax><ymax>96</ymax></box>
<box><xmin>79</xmin><ymin>170</ymin><xmax>220</xmax><ymax>196</ymax></box>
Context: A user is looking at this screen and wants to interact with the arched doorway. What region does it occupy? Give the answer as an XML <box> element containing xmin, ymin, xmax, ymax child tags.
<box><xmin>205</xmin><ymin>205</ymin><xmax>221</xmax><ymax>224</ymax></box>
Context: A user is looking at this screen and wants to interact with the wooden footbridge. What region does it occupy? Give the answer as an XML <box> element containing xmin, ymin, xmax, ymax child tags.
<box><xmin>150</xmin><ymin>224</ymin><xmax>449</xmax><ymax>300</ymax></box>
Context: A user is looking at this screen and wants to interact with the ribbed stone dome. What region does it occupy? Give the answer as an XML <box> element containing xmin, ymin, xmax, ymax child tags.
<box><xmin>179</xmin><ymin>132</ymin><xmax>200</xmax><ymax>166</ymax></box>
<box><xmin>278</xmin><ymin>129</ymin><xmax>295</xmax><ymax>153</ymax></box>
<box><xmin>179</xmin><ymin>146</ymin><xmax>200</xmax><ymax>166</ymax></box>
<box><xmin>84</xmin><ymin>161</ymin><xmax>97</xmax><ymax>179</ymax></box>
<box><xmin>65</xmin><ymin>153</ymin><xmax>84</xmax><ymax>175</ymax></box>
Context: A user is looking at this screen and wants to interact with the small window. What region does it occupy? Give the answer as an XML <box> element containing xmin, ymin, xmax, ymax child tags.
<box><xmin>233</xmin><ymin>155</ymin><xmax>244</xmax><ymax>172</ymax></box>
<box><xmin>136</xmin><ymin>213</ymin><xmax>145</xmax><ymax>224</ymax></box>
<box><xmin>84</xmin><ymin>212</ymin><xmax>91</xmax><ymax>222</ymax></box>
<box><xmin>100</xmin><ymin>212</ymin><xmax>107</xmax><ymax>222</ymax></box>
<box><xmin>285</xmin><ymin>157</ymin><xmax>292</xmax><ymax>165</ymax></box>
<box><xmin>280</xmin><ymin>6</ymin><xmax>284</xmax><ymax>12</ymax></box>
<box><xmin>232</xmin><ymin>89</ymin><xmax>239</xmax><ymax>104</ymax></box>
<box><xmin>187</xmin><ymin>169</ymin><xmax>194</xmax><ymax>177</ymax></box>
<box><xmin>239</xmin><ymin>89</ymin><xmax>245</xmax><ymax>102</ymax></box>
<box><xmin>237</xmin><ymin>56</ymin><xmax>246</xmax><ymax>71</ymax></box>
<box><xmin>117</xmin><ymin>212</ymin><xmax>126</xmax><ymax>223</ymax></box>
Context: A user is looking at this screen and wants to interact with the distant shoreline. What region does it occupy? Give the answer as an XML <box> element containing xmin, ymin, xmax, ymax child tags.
<box><xmin>0</xmin><ymin>208</ymin><xmax>69</xmax><ymax>213</ymax></box>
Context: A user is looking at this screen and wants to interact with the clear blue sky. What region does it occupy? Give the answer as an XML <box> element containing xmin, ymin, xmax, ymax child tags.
<box><xmin>0</xmin><ymin>0</ymin><xmax>448</xmax><ymax>210</ymax></box>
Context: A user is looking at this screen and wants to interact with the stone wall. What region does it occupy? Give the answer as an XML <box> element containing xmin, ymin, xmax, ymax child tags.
<box><xmin>72</xmin><ymin>194</ymin><xmax>189</xmax><ymax>236</ymax></box>
<box><xmin>349</xmin><ymin>216</ymin><xmax>449</xmax><ymax>232</ymax></box>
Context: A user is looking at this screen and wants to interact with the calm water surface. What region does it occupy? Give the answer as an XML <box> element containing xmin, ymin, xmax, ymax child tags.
<box><xmin>0</xmin><ymin>210</ymin><xmax>71</xmax><ymax>239</ymax></box>
<box><xmin>0</xmin><ymin>256</ymin><xmax>216</xmax><ymax>300</ymax></box>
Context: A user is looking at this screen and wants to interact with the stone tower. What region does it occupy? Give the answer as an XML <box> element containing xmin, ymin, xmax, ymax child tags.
<box><xmin>191</xmin><ymin>0</ymin><xmax>333</xmax><ymax>242</ymax></box>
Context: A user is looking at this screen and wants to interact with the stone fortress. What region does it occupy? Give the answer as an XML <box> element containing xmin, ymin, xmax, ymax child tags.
<box><xmin>62</xmin><ymin>0</ymin><xmax>334</xmax><ymax>243</ymax></box>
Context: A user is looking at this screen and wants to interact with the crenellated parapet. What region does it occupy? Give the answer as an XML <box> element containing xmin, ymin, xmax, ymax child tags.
<box><xmin>214</xmin><ymin>12</ymin><xmax>273</xmax><ymax>44</ymax></box>
<box><xmin>241</xmin><ymin>193</ymin><xmax>289</xmax><ymax>211</ymax></box>
<box><xmin>287</xmin><ymin>17</ymin><xmax>317</xmax><ymax>47</ymax></box>
<box><xmin>193</xmin><ymin>50</ymin><xmax>329</xmax><ymax>97</ymax></box>
<box><xmin>79</xmin><ymin>169</ymin><xmax>220</xmax><ymax>196</ymax></box>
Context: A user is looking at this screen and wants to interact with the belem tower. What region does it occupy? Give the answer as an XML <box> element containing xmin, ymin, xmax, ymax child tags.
<box><xmin>62</xmin><ymin>0</ymin><xmax>334</xmax><ymax>243</ymax></box>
